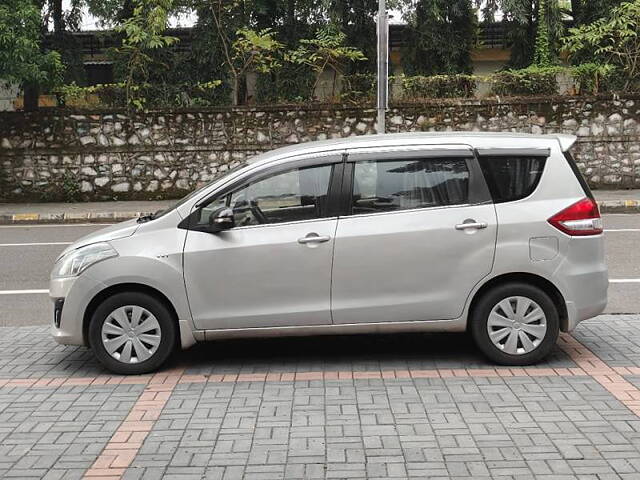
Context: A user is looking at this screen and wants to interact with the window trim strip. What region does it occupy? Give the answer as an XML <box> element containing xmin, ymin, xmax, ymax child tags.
<box><xmin>475</xmin><ymin>148</ymin><xmax>551</xmax><ymax>157</ymax></box>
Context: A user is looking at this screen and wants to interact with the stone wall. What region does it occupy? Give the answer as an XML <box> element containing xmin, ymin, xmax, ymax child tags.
<box><xmin>1</xmin><ymin>94</ymin><xmax>639</xmax><ymax>201</ymax></box>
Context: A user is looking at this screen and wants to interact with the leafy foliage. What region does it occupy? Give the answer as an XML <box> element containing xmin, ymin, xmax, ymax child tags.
<box><xmin>481</xmin><ymin>0</ymin><xmax>563</xmax><ymax>69</ymax></box>
<box><xmin>255</xmin><ymin>64</ymin><xmax>315</xmax><ymax>103</ymax></box>
<box><xmin>113</xmin><ymin>0</ymin><xmax>179</xmax><ymax>110</ymax></box>
<box><xmin>569</xmin><ymin>0</ymin><xmax>626</xmax><ymax>26</ymax></box>
<box><xmin>11</xmin><ymin>0</ymin><xmax>640</xmax><ymax>111</ymax></box>
<box><xmin>55</xmin><ymin>80</ymin><xmax>224</xmax><ymax>108</ymax></box>
<box><xmin>233</xmin><ymin>28</ymin><xmax>284</xmax><ymax>74</ymax></box>
<box><xmin>340</xmin><ymin>73</ymin><xmax>376</xmax><ymax>102</ymax></box>
<box><xmin>0</xmin><ymin>0</ymin><xmax>62</xmax><ymax>88</ymax></box>
<box><xmin>490</xmin><ymin>66</ymin><xmax>562</xmax><ymax>95</ymax></box>
<box><xmin>402</xmin><ymin>0</ymin><xmax>476</xmax><ymax>76</ymax></box>
<box><xmin>533</xmin><ymin>0</ymin><xmax>554</xmax><ymax>66</ymax></box>
<box><xmin>327</xmin><ymin>0</ymin><xmax>377</xmax><ymax>74</ymax></box>
<box><xmin>570</xmin><ymin>63</ymin><xmax>616</xmax><ymax>94</ymax></box>
<box><xmin>228</xmin><ymin>27</ymin><xmax>284</xmax><ymax>103</ymax></box>
<box><xmin>61</xmin><ymin>171</ymin><xmax>81</xmax><ymax>202</ymax></box>
<box><xmin>401</xmin><ymin>74</ymin><xmax>477</xmax><ymax>98</ymax></box>
<box><xmin>287</xmin><ymin>25</ymin><xmax>366</xmax><ymax>99</ymax></box>
<box><xmin>563</xmin><ymin>0</ymin><xmax>640</xmax><ymax>90</ymax></box>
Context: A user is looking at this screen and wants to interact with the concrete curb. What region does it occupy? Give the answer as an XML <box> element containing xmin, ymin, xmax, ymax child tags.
<box><xmin>598</xmin><ymin>200</ymin><xmax>640</xmax><ymax>214</ymax></box>
<box><xmin>0</xmin><ymin>211</ymin><xmax>152</xmax><ymax>225</ymax></box>
<box><xmin>0</xmin><ymin>201</ymin><xmax>638</xmax><ymax>224</ymax></box>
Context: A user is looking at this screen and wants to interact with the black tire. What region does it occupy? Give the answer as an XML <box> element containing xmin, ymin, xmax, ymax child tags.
<box><xmin>470</xmin><ymin>282</ymin><xmax>560</xmax><ymax>366</ymax></box>
<box><xmin>89</xmin><ymin>292</ymin><xmax>177</xmax><ymax>375</ymax></box>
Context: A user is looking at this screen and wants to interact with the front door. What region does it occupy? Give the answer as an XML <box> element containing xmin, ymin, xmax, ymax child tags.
<box><xmin>331</xmin><ymin>146</ymin><xmax>498</xmax><ymax>324</ymax></box>
<box><xmin>183</xmin><ymin>160</ymin><xmax>340</xmax><ymax>330</ymax></box>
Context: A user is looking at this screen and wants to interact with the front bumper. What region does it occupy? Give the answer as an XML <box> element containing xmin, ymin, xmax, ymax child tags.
<box><xmin>49</xmin><ymin>273</ymin><xmax>107</xmax><ymax>346</ymax></box>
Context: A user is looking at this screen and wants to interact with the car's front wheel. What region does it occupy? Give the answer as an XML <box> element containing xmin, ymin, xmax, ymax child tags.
<box><xmin>470</xmin><ymin>282</ymin><xmax>560</xmax><ymax>366</ymax></box>
<box><xmin>89</xmin><ymin>292</ymin><xmax>177</xmax><ymax>374</ymax></box>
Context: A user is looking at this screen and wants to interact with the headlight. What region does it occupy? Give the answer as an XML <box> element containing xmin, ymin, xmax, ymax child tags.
<box><xmin>51</xmin><ymin>242</ymin><xmax>118</xmax><ymax>279</ymax></box>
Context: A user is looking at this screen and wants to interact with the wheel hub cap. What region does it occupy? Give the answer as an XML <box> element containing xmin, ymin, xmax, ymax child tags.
<box><xmin>101</xmin><ymin>305</ymin><xmax>162</xmax><ymax>364</ymax></box>
<box><xmin>486</xmin><ymin>296</ymin><xmax>547</xmax><ymax>355</ymax></box>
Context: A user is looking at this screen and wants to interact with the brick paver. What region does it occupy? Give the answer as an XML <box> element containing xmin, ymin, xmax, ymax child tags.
<box><xmin>3</xmin><ymin>315</ymin><xmax>640</xmax><ymax>479</ymax></box>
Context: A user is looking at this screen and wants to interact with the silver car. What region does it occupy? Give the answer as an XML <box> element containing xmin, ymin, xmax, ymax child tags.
<box><xmin>50</xmin><ymin>133</ymin><xmax>608</xmax><ymax>374</ymax></box>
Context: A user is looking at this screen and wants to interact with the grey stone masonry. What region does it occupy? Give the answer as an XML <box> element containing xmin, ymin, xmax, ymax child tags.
<box><xmin>1</xmin><ymin>94</ymin><xmax>639</xmax><ymax>201</ymax></box>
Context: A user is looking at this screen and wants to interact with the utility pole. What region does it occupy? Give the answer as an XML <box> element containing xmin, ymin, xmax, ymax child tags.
<box><xmin>376</xmin><ymin>0</ymin><xmax>388</xmax><ymax>134</ymax></box>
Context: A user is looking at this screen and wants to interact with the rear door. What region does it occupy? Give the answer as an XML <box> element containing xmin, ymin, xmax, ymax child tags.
<box><xmin>331</xmin><ymin>145</ymin><xmax>498</xmax><ymax>324</ymax></box>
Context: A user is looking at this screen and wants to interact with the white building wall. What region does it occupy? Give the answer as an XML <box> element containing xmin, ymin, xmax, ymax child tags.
<box><xmin>0</xmin><ymin>83</ymin><xmax>19</xmax><ymax>111</ymax></box>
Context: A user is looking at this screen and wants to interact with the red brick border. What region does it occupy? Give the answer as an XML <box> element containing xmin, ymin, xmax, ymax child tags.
<box><xmin>558</xmin><ymin>333</ymin><xmax>640</xmax><ymax>416</ymax></box>
<box><xmin>83</xmin><ymin>369</ymin><xmax>183</xmax><ymax>480</ymax></box>
<box><xmin>0</xmin><ymin>334</ymin><xmax>639</xmax><ymax>480</ymax></box>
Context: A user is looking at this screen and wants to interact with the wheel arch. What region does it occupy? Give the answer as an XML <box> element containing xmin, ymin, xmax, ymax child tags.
<box><xmin>83</xmin><ymin>283</ymin><xmax>181</xmax><ymax>348</ymax></box>
<box><xmin>468</xmin><ymin>273</ymin><xmax>569</xmax><ymax>332</ymax></box>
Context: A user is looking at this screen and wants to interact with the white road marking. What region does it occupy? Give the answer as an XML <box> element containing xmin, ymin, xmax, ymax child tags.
<box><xmin>0</xmin><ymin>242</ymin><xmax>72</xmax><ymax>247</ymax></box>
<box><xmin>0</xmin><ymin>289</ymin><xmax>49</xmax><ymax>295</ymax></box>
<box><xmin>610</xmin><ymin>279</ymin><xmax>640</xmax><ymax>284</ymax></box>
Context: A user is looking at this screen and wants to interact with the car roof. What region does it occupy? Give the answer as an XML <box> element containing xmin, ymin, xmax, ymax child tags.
<box><xmin>248</xmin><ymin>132</ymin><xmax>576</xmax><ymax>167</ymax></box>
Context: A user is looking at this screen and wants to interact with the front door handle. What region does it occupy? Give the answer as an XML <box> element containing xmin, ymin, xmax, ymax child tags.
<box><xmin>298</xmin><ymin>234</ymin><xmax>331</xmax><ymax>244</ymax></box>
<box><xmin>455</xmin><ymin>221</ymin><xmax>488</xmax><ymax>230</ymax></box>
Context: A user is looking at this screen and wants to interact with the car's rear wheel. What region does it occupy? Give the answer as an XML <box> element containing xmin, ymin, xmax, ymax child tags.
<box><xmin>470</xmin><ymin>282</ymin><xmax>559</xmax><ymax>365</ymax></box>
<box><xmin>89</xmin><ymin>292</ymin><xmax>177</xmax><ymax>375</ymax></box>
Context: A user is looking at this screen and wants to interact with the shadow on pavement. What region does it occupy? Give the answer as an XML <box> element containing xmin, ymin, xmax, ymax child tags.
<box><xmin>172</xmin><ymin>331</ymin><xmax>574</xmax><ymax>375</ymax></box>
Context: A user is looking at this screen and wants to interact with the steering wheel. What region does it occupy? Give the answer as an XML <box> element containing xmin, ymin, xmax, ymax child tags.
<box><xmin>249</xmin><ymin>200</ymin><xmax>268</xmax><ymax>224</ymax></box>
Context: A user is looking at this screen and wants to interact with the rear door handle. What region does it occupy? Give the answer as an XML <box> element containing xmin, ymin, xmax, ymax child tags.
<box><xmin>455</xmin><ymin>221</ymin><xmax>488</xmax><ymax>230</ymax></box>
<box><xmin>298</xmin><ymin>234</ymin><xmax>331</xmax><ymax>244</ymax></box>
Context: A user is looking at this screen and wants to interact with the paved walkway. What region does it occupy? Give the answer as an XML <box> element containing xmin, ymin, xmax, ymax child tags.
<box><xmin>3</xmin><ymin>315</ymin><xmax>640</xmax><ymax>479</ymax></box>
<box><xmin>0</xmin><ymin>191</ymin><xmax>639</xmax><ymax>224</ymax></box>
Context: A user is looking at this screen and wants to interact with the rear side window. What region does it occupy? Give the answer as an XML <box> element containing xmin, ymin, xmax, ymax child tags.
<box><xmin>351</xmin><ymin>157</ymin><xmax>469</xmax><ymax>214</ymax></box>
<box><xmin>478</xmin><ymin>156</ymin><xmax>547</xmax><ymax>203</ymax></box>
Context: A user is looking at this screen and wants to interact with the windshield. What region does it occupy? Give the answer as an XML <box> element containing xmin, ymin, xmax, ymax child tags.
<box><xmin>148</xmin><ymin>161</ymin><xmax>248</xmax><ymax>221</ymax></box>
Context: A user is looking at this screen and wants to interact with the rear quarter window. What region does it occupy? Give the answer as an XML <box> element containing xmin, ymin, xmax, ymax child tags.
<box><xmin>564</xmin><ymin>151</ymin><xmax>594</xmax><ymax>199</ymax></box>
<box><xmin>478</xmin><ymin>155</ymin><xmax>547</xmax><ymax>203</ymax></box>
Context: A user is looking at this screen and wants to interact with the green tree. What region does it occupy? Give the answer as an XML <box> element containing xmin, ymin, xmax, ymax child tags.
<box><xmin>327</xmin><ymin>0</ymin><xmax>377</xmax><ymax>74</ymax></box>
<box><xmin>230</xmin><ymin>28</ymin><xmax>284</xmax><ymax>104</ymax></box>
<box><xmin>566</xmin><ymin>0</ymin><xmax>625</xmax><ymax>26</ymax></box>
<box><xmin>288</xmin><ymin>25</ymin><xmax>366</xmax><ymax>99</ymax></box>
<box><xmin>480</xmin><ymin>0</ymin><xmax>563</xmax><ymax>68</ymax></box>
<box><xmin>561</xmin><ymin>0</ymin><xmax>625</xmax><ymax>64</ymax></box>
<box><xmin>402</xmin><ymin>0</ymin><xmax>476</xmax><ymax>75</ymax></box>
<box><xmin>533</xmin><ymin>0</ymin><xmax>554</xmax><ymax>65</ymax></box>
<box><xmin>48</xmin><ymin>0</ymin><xmax>86</xmax><ymax>86</ymax></box>
<box><xmin>564</xmin><ymin>0</ymin><xmax>640</xmax><ymax>89</ymax></box>
<box><xmin>0</xmin><ymin>0</ymin><xmax>62</xmax><ymax>110</ymax></box>
<box><xmin>113</xmin><ymin>0</ymin><xmax>179</xmax><ymax>109</ymax></box>
<box><xmin>175</xmin><ymin>7</ymin><xmax>233</xmax><ymax>104</ymax></box>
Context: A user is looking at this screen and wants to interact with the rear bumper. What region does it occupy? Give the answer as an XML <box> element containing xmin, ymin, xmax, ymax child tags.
<box><xmin>556</xmin><ymin>236</ymin><xmax>608</xmax><ymax>331</ymax></box>
<box><xmin>564</xmin><ymin>282</ymin><xmax>608</xmax><ymax>331</ymax></box>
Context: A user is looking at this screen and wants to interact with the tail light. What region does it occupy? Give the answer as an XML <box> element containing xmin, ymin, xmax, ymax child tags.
<box><xmin>548</xmin><ymin>198</ymin><xmax>603</xmax><ymax>236</ymax></box>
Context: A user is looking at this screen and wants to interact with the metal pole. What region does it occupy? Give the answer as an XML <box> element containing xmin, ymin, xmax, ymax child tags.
<box><xmin>376</xmin><ymin>0</ymin><xmax>388</xmax><ymax>134</ymax></box>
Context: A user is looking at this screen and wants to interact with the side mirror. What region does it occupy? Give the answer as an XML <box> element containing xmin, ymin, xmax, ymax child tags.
<box><xmin>207</xmin><ymin>207</ymin><xmax>235</xmax><ymax>233</ymax></box>
<box><xmin>209</xmin><ymin>207</ymin><xmax>236</xmax><ymax>232</ymax></box>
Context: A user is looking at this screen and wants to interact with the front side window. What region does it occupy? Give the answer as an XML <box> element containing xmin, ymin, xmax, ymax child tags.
<box><xmin>198</xmin><ymin>164</ymin><xmax>333</xmax><ymax>227</ymax></box>
<box><xmin>352</xmin><ymin>157</ymin><xmax>470</xmax><ymax>214</ymax></box>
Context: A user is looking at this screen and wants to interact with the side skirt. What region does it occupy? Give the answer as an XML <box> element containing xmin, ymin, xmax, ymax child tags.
<box><xmin>195</xmin><ymin>318</ymin><xmax>467</xmax><ymax>341</ymax></box>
